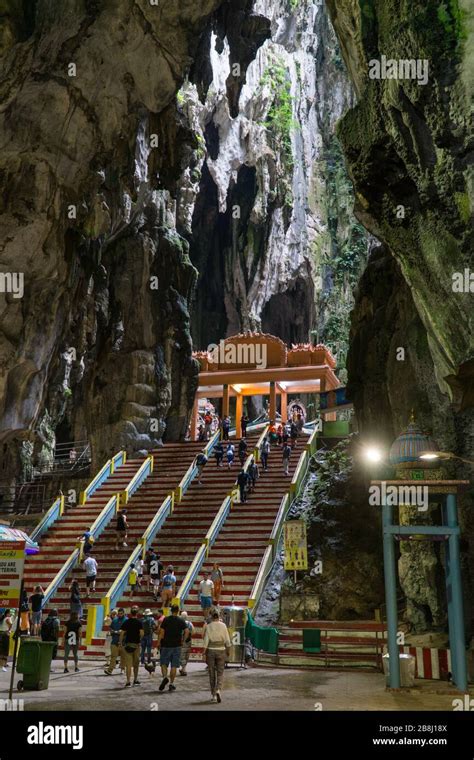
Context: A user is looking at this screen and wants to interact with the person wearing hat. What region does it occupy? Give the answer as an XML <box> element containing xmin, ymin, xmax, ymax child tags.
<box><xmin>140</xmin><ymin>608</ymin><xmax>156</xmax><ymax>665</ymax></box>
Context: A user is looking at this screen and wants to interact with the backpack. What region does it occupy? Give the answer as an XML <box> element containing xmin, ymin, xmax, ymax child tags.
<box><xmin>197</xmin><ymin>454</ymin><xmax>208</xmax><ymax>466</ymax></box>
<box><xmin>142</xmin><ymin>616</ymin><xmax>155</xmax><ymax>636</ymax></box>
<box><xmin>41</xmin><ymin>617</ymin><xmax>57</xmax><ymax>641</ymax></box>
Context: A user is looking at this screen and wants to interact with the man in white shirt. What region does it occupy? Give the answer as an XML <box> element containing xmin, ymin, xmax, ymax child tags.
<box><xmin>202</xmin><ymin>610</ymin><xmax>231</xmax><ymax>703</ymax></box>
<box><xmin>84</xmin><ymin>555</ymin><xmax>98</xmax><ymax>597</ymax></box>
<box><xmin>199</xmin><ymin>572</ymin><xmax>214</xmax><ymax>619</ymax></box>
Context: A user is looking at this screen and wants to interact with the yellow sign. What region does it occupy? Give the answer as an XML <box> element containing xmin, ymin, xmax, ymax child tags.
<box><xmin>284</xmin><ymin>520</ymin><xmax>308</xmax><ymax>570</ymax></box>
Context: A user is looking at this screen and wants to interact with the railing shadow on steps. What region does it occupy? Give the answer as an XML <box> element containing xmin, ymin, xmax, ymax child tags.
<box><xmin>173</xmin><ymin>423</ymin><xmax>270</xmax><ymax>609</ymax></box>
<box><xmin>40</xmin><ymin>456</ymin><xmax>153</xmax><ymax>611</ymax></box>
<box><xmin>29</xmin><ymin>450</ymin><xmax>127</xmax><ymax>544</ymax></box>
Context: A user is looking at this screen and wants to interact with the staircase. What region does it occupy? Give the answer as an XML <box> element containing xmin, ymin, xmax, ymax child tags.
<box><xmin>84</xmin><ymin>433</ymin><xmax>263</xmax><ymax>658</ymax></box>
<box><xmin>23</xmin><ymin>458</ymin><xmax>141</xmax><ymax>593</ymax></box>
<box><xmin>185</xmin><ymin>435</ymin><xmax>308</xmax><ymax>652</ymax></box>
<box><xmin>41</xmin><ymin>441</ymin><xmax>206</xmax><ymax>656</ymax></box>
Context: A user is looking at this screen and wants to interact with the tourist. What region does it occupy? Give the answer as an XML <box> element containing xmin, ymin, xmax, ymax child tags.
<box><xmin>63</xmin><ymin>612</ymin><xmax>82</xmax><ymax>673</ymax></box>
<box><xmin>30</xmin><ymin>585</ymin><xmax>45</xmax><ymax>636</ymax></box>
<box><xmin>276</xmin><ymin>423</ymin><xmax>283</xmax><ymax>445</ymax></box>
<box><xmin>282</xmin><ymin>442</ymin><xmax>292</xmax><ymax>476</ymax></box>
<box><xmin>83</xmin><ymin>554</ymin><xmax>98</xmax><ymax>597</ymax></box>
<box><xmin>269</xmin><ymin>422</ymin><xmax>278</xmax><ymax>444</ymax></box>
<box><xmin>214</xmin><ymin>440</ymin><xmax>224</xmax><ymax>467</ymax></box>
<box><xmin>297</xmin><ymin>412</ymin><xmax>304</xmax><ymax>432</ymax></box>
<box><xmin>128</xmin><ymin>563</ymin><xmax>138</xmax><ymax>600</ymax></box>
<box><xmin>79</xmin><ymin>527</ymin><xmax>93</xmax><ymax>556</ymax></box>
<box><xmin>119</xmin><ymin>605</ymin><xmax>143</xmax><ymax>687</ymax></box>
<box><xmin>145</xmin><ymin>547</ymin><xmax>157</xmax><ymax>592</ymax></box>
<box><xmin>41</xmin><ymin>609</ymin><xmax>60</xmax><ymax>662</ymax></box>
<box><xmin>140</xmin><ymin>608</ymin><xmax>156</xmax><ymax>665</ymax></box>
<box><xmin>204</xmin><ymin>411</ymin><xmax>213</xmax><ymax>439</ymax></box>
<box><xmin>237</xmin><ymin>468</ymin><xmax>249</xmax><ymax>503</ymax></box>
<box><xmin>261</xmin><ymin>437</ymin><xmax>270</xmax><ymax>471</ymax></box>
<box><xmin>158</xmin><ymin>604</ymin><xmax>189</xmax><ymax>692</ymax></box>
<box><xmin>197</xmin><ymin>423</ymin><xmax>206</xmax><ymax>442</ymax></box>
<box><xmin>137</xmin><ymin>556</ymin><xmax>144</xmax><ymax>589</ymax></box>
<box><xmin>104</xmin><ymin>610</ymin><xmax>112</xmax><ymax>669</ymax></box>
<box><xmin>19</xmin><ymin>589</ymin><xmax>30</xmax><ymax>636</ymax></box>
<box><xmin>115</xmin><ymin>508</ymin><xmax>128</xmax><ymax>549</ymax></box>
<box><xmin>199</xmin><ymin>571</ymin><xmax>214</xmax><ymax>618</ymax></box>
<box><xmin>248</xmin><ymin>456</ymin><xmax>259</xmax><ymax>492</ymax></box>
<box><xmin>290</xmin><ymin>421</ymin><xmax>298</xmax><ymax>447</ymax></box>
<box><xmin>211</xmin><ymin>563</ymin><xmax>224</xmax><ymax>604</ymax></box>
<box><xmin>241</xmin><ymin>414</ymin><xmax>249</xmax><ymax>437</ymax></box>
<box><xmin>282</xmin><ymin>424</ymin><xmax>290</xmax><ymax>445</ymax></box>
<box><xmin>104</xmin><ymin>608</ymin><xmax>127</xmax><ymax>675</ymax></box>
<box><xmin>195</xmin><ymin>451</ymin><xmax>208</xmax><ymax>485</ymax></box>
<box><xmin>0</xmin><ymin>609</ymin><xmax>13</xmax><ymax>671</ymax></box>
<box><xmin>178</xmin><ymin>611</ymin><xmax>193</xmax><ymax>676</ymax></box>
<box><xmin>160</xmin><ymin>565</ymin><xmax>176</xmax><ymax>609</ymax></box>
<box><xmin>226</xmin><ymin>442</ymin><xmax>235</xmax><ymax>468</ymax></box>
<box><xmin>151</xmin><ymin>552</ymin><xmax>164</xmax><ymax>601</ymax></box>
<box><xmin>222</xmin><ymin>415</ymin><xmax>230</xmax><ymax>441</ymax></box>
<box><xmin>238</xmin><ymin>437</ymin><xmax>248</xmax><ymax>466</ymax></box>
<box><xmin>203</xmin><ymin>609</ymin><xmax>231</xmax><ymax>703</ymax></box>
<box><xmin>69</xmin><ymin>580</ymin><xmax>83</xmax><ymax>620</ymax></box>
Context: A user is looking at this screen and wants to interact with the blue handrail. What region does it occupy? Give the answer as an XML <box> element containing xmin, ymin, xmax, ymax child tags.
<box><xmin>30</xmin><ymin>495</ymin><xmax>64</xmax><ymax>543</ymax></box>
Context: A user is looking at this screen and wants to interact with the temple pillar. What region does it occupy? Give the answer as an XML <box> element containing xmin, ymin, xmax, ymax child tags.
<box><xmin>280</xmin><ymin>389</ymin><xmax>288</xmax><ymax>423</ymax></box>
<box><xmin>222</xmin><ymin>384</ymin><xmax>230</xmax><ymax>418</ymax></box>
<box><xmin>236</xmin><ymin>394</ymin><xmax>243</xmax><ymax>438</ymax></box>
<box><xmin>269</xmin><ymin>381</ymin><xmax>276</xmax><ymax>423</ymax></box>
<box><xmin>190</xmin><ymin>395</ymin><xmax>199</xmax><ymax>441</ymax></box>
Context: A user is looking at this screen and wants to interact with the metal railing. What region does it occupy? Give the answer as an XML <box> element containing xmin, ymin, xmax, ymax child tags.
<box><xmin>42</xmin><ymin>457</ymin><xmax>150</xmax><ymax>616</ymax></box>
<box><xmin>175</xmin><ymin>431</ymin><xmax>220</xmax><ymax>503</ymax></box>
<box><xmin>101</xmin><ymin>493</ymin><xmax>175</xmax><ymax>619</ymax></box>
<box><xmin>248</xmin><ymin>428</ymin><xmax>319</xmax><ymax>610</ymax></box>
<box><xmin>174</xmin><ymin>429</ymin><xmax>268</xmax><ymax>608</ymax></box>
<box><xmin>118</xmin><ymin>455</ymin><xmax>153</xmax><ymax>507</ymax></box>
<box><xmin>79</xmin><ymin>450</ymin><xmax>126</xmax><ymax>505</ymax></box>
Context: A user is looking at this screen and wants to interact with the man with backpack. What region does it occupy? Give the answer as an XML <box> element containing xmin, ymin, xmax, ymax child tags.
<box><xmin>160</xmin><ymin>566</ymin><xmax>177</xmax><ymax>609</ymax></box>
<box><xmin>282</xmin><ymin>442</ymin><xmax>292</xmax><ymax>476</ymax></box>
<box><xmin>41</xmin><ymin>609</ymin><xmax>60</xmax><ymax>663</ymax></box>
<box><xmin>237</xmin><ymin>468</ymin><xmax>249</xmax><ymax>503</ymax></box>
<box><xmin>83</xmin><ymin>554</ymin><xmax>98</xmax><ymax>597</ymax></box>
<box><xmin>140</xmin><ymin>609</ymin><xmax>156</xmax><ymax>665</ymax></box>
<box><xmin>195</xmin><ymin>451</ymin><xmax>208</xmax><ymax>485</ymax></box>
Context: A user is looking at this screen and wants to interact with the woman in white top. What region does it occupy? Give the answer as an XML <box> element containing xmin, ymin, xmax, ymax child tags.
<box><xmin>202</xmin><ymin>610</ymin><xmax>231</xmax><ymax>703</ymax></box>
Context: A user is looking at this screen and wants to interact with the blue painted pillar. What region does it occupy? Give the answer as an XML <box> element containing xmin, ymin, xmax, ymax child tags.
<box><xmin>445</xmin><ymin>493</ymin><xmax>468</xmax><ymax>692</ymax></box>
<box><xmin>442</xmin><ymin>501</ymin><xmax>457</xmax><ymax>683</ymax></box>
<box><xmin>382</xmin><ymin>502</ymin><xmax>400</xmax><ymax>687</ymax></box>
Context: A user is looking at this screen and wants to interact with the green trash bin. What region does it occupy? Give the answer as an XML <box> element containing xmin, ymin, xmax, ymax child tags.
<box><xmin>16</xmin><ymin>639</ymin><xmax>56</xmax><ymax>691</ymax></box>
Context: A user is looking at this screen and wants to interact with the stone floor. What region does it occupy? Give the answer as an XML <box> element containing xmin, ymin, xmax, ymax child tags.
<box><xmin>0</xmin><ymin>660</ymin><xmax>467</xmax><ymax>711</ymax></box>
